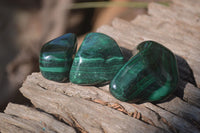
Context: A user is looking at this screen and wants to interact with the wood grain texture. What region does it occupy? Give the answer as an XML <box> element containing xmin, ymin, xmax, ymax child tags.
<box><xmin>172</xmin><ymin>0</ymin><xmax>200</xmax><ymax>14</ymax></box>
<box><xmin>183</xmin><ymin>82</ymin><xmax>200</xmax><ymax>108</ymax></box>
<box><xmin>157</xmin><ymin>97</ymin><xmax>200</xmax><ymax>125</ymax></box>
<box><xmin>1</xmin><ymin>0</ymin><xmax>200</xmax><ymax>133</ymax></box>
<box><xmin>13</xmin><ymin>73</ymin><xmax>200</xmax><ymax>133</ymax></box>
<box><xmin>148</xmin><ymin>3</ymin><xmax>200</xmax><ymax>28</ymax></box>
<box><xmin>4</xmin><ymin>103</ymin><xmax>76</xmax><ymax>133</ymax></box>
<box><xmin>97</xmin><ymin>17</ymin><xmax>200</xmax><ymax>88</ymax></box>
<box><xmin>0</xmin><ymin>103</ymin><xmax>76</xmax><ymax>133</ymax></box>
<box><xmin>20</xmin><ymin>73</ymin><xmax>165</xmax><ymax>133</ymax></box>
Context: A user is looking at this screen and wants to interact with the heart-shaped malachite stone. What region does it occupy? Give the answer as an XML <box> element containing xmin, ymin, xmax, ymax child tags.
<box><xmin>69</xmin><ymin>32</ymin><xmax>125</xmax><ymax>85</ymax></box>
<box><xmin>109</xmin><ymin>41</ymin><xmax>179</xmax><ymax>103</ymax></box>
<box><xmin>40</xmin><ymin>33</ymin><xmax>77</xmax><ymax>82</ymax></box>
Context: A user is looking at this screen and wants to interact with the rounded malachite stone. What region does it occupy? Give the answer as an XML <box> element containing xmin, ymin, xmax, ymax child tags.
<box><xmin>40</xmin><ymin>33</ymin><xmax>77</xmax><ymax>82</ymax></box>
<box><xmin>69</xmin><ymin>32</ymin><xmax>125</xmax><ymax>85</ymax></box>
<box><xmin>109</xmin><ymin>41</ymin><xmax>179</xmax><ymax>103</ymax></box>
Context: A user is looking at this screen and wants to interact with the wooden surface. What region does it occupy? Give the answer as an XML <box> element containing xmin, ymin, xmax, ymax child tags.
<box><xmin>97</xmin><ymin>2</ymin><xmax>200</xmax><ymax>88</ymax></box>
<box><xmin>1</xmin><ymin>0</ymin><xmax>200</xmax><ymax>133</ymax></box>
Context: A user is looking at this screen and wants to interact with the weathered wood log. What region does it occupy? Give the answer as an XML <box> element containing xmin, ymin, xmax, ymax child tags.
<box><xmin>182</xmin><ymin>82</ymin><xmax>200</xmax><ymax>108</ymax></box>
<box><xmin>16</xmin><ymin>73</ymin><xmax>200</xmax><ymax>132</ymax></box>
<box><xmin>130</xmin><ymin>15</ymin><xmax>200</xmax><ymax>52</ymax></box>
<box><xmin>1</xmin><ymin>0</ymin><xmax>200</xmax><ymax>133</ymax></box>
<box><xmin>157</xmin><ymin>97</ymin><xmax>200</xmax><ymax>125</ymax></box>
<box><xmin>19</xmin><ymin>73</ymin><xmax>168</xmax><ymax>133</ymax></box>
<box><xmin>148</xmin><ymin>3</ymin><xmax>200</xmax><ymax>28</ymax></box>
<box><xmin>97</xmin><ymin>17</ymin><xmax>200</xmax><ymax>88</ymax></box>
<box><xmin>172</xmin><ymin>0</ymin><xmax>200</xmax><ymax>14</ymax></box>
<box><xmin>97</xmin><ymin>1</ymin><xmax>200</xmax><ymax>87</ymax></box>
<box><xmin>132</xmin><ymin>15</ymin><xmax>200</xmax><ymax>40</ymax></box>
<box><xmin>0</xmin><ymin>103</ymin><xmax>75</xmax><ymax>133</ymax></box>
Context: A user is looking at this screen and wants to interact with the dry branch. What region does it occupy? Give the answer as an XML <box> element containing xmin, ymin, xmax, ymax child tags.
<box><xmin>0</xmin><ymin>103</ymin><xmax>75</xmax><ymax>133</ymax></box>
<box><xmin>18</xmin><ymin>73</ymin><xmax>167</xmax><ymax>133</ymax></box>
<box><xmin>16</xmin><ymin>73</ymin><xmax>200</xmax><ymax>133</ymax></box>
<box><xmin>1</xmin><ymin>0</ymin><xmax>200</xmax><ymax>133</ymax></box>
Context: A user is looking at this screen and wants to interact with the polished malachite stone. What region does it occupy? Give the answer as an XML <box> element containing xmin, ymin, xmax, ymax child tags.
<box><xmin>40</xmin><ymin>33</ymin><xmax>77</xmax><ymax>82</ymax></box>
<box><xmin>109</xmin><ymin>41</ymin><xmax>179</xmax><ymax>102</ymax></box>
<box><xmin>69</xmin><ymin>32</ymin><xmax>124</xmax><ymax>85</ymax></box>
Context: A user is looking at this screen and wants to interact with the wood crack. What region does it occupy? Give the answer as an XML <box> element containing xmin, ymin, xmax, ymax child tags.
<box><xmin>145</xmin><ymin>106</ymin><xmax>178</xmax><ymax>133</ymax></box>
<box><xmin>91</xmin><ymin>99</ymin><xmax>158</xmax><ymax>128</ymax></box>
<box><xmin>64</xmin><ymin>113</ymin><xmax>88</xmax><ymax>133</ymax></box>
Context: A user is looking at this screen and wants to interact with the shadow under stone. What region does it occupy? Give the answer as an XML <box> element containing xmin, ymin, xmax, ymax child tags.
<box><xmin>175</xmin><ymin>55</ymin><xmax>197</xmax><ymax>86</ymax></box>
<box><xmin>115</xmin><ymin>47</ymin><xmax>197</xmax><ymax>104</ymax></box>
<box><xmin>98</xmin><ymin>47</ymin><xmax>198</xmax><ymax>103</ymax></box>
<box><xmin>120</xmin><ymin>47</ymin><xmax>133</xmax><ymax>62</ymax></box>
<box><xmin>174</xmin><ymin>55</ymin><xmax>197</xmax><ymax>99</ymax></box>
<box><xmin>150</xmin><ymin>54</ymin><xmax>197</xmax><ymax>104</ymax></box>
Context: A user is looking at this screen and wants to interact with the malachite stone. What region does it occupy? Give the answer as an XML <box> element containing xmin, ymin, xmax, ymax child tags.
<box><xmin>40</xmin><ymin>33</ymin><xmax>77</xmax><ymax>82</ymax></box>
<box><xmin>109</xmin><ymin>41</ymin><xmax>179</xmax><ymax>103</ymax></box>
<box><xmin>69</xmin><ymin>32</ymin><xmax>124</xmax><ymax>85</ymax></box>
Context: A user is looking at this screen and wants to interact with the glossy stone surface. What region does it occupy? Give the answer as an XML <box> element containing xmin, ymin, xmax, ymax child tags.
<box><xmin>70</xmin><ymin>32</ymin><xmax>124</xmax><ymax>85</ymax></box>
<box><xmin>110</xmin><ymin>41</ymin><xmax>179</xmax><ymax>102</ymax></box>
<box><xmin>40</xmin><ymin>33</ymin><xmax>77</xmax><ymax>82</ymax></box>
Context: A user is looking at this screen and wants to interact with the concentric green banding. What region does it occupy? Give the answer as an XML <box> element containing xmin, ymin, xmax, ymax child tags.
<box><xmin>69</xmin><ymin>32</ymin><xmax>125</xmax><ymax>85</ymax></box>
<box><xmin>39</xmin><ymin>33</ymin><xmax>77</xmax><ymax>82</ymax></box>
<box><xmin>39</xmin><ymin>67</ymin><xmax>69</xmax><ymax>72</ymax></box>
<box><xmin>109</xmin><ymin>41</ymin><xmax>179</xmax><ymax>102</ymax></box>
<box><xmin>72</xmin><ymin>56</ymin><xmax>124</xmax><ymax>62</ymax></box>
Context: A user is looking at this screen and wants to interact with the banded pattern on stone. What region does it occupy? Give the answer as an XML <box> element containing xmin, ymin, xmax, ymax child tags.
<box><xmin>70</xmin><ymin>32</ymin><xmax>124</xmax><ymax>85</ymax></box>
<box><xmin>110</xmin><ymin>41</ymin><xmax>179</xmax><ymax>102</ymax></box>
<box><xmin>40</xmin><ymin>33</ymin><xmax>77</xmax><ymax>82</ymax></box>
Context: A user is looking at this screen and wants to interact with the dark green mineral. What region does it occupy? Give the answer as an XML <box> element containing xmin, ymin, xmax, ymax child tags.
<box><xmin>69</xmin><ymin>32</ymin><xmax>124</xmax><ymax>85</ymax></box>
<box><xmin>40</xmin><ymin>33</ymin><xmax>77</xmax><ymax>82</ymax></box>
<box><xmin>109</xmin><ymin>41</ymin><xmax>179</xmax><ymax>102</ymax></box>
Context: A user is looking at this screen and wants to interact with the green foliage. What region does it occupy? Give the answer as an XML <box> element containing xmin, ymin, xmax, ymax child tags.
<box><xmin>71</xmin><ymin>1</ymin><xmax>170</xmax><ymax>9</ymax></box>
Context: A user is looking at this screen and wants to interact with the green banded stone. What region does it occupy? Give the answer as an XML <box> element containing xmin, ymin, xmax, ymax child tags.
<box><xmin>109</xmin><ymin>41</ymin><xmax>179</xmax><ymax>102</ymax></box>
<box><xmin>40</xmin><ymin>33</ymin><xmax>77</xmax><ymax>82</ymax></box>
<box><xmin>69</xmin><ymin>32</ymin><xmax>124</xmax><ymax>85</ymax></box>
